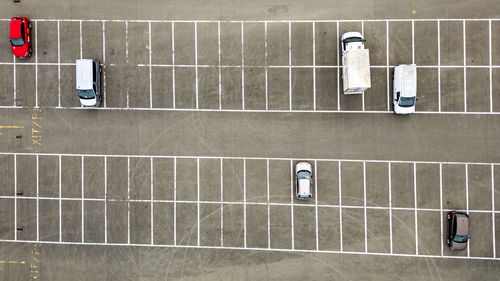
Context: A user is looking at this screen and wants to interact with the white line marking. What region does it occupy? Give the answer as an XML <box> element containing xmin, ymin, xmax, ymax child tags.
<box><xmin>313</xmin><ymin>22</ymin><xmax>317</xmax><ymax>111</ymax></box>
<box><xmin>465</xmin><ymin>163</ymin><xmax>470</xmax><ymax>257</ymax></box>
<box><xmin>14</xmin><ymin>154</ymin><xmax>17</xmax><ymax>240</ymax></box>
<box><xmin>492</xmin><ymin>164</ymin><xmax>496</xmax><ymax>258</ymax></box>
<box><xmin>265</xmin><ymin>22</ymin><xmax>268</xmax><ymax>111</ymax></box>
<box><xmin>290</xmin><ymin>159</ymin><xmax>294</xmax><ymax>249</ymax></box>
<box><xmin>13</xmin><ymin>55</ymin><xmax>16</xmax><ymax>106</ymax></box>
<box><xmin>174</xmin><ymin>157</ymin><xmax>177</xmax><ymax>245</ymax></box>
<box><xmin>127</xmin><ymin>156</ymin><xmax>130</xmax><ymax>244</ymax></box>
<box><xmin>438</xmin><ymin>20</ymin><xmax>441</xmax><ymax>112</ymax></box>
<box><xmin>125</xmin><ymin>21</ymin><xmax>129</xmax><ymax>64</ymax></box>
<box><xmin>150</xmin><ymin>157</ymin><xmax>154</xmax><ymax>244</ymax></box>
<box><xmin>197</xmin><ymin>158</ymin><xmax>200</xmax><ymax>246</ymax></box>
<box><xmin>218</xmin><ymin>22</ymin><xmax>222</xmax><ymax>110</ymax></box>
<box><xmin>81</xmin><ymin>156</ymin><xmax>84</xmax><ymax>242</ymax></box>
<box><xmin>59</xmin><ymin>155</ymin><xmax>62</xmax><ymax>242</ymax></box>
<box><xmin>386</xmin><ymin>20</ymin><xmax>390</xmax><ymax>111</ymax></box>
<box><xmin>337</xmin><ymin>21</ymin><xmax>340</xmax><ymax>111</ymax></box>
<box><xmin>489</xmin><ymin>20</ymin><xmax>493</xmax><ymax>112</ymax></box>
<box><xmin>36</xmin><ymin>155</ymin><xmax>39</xmax><ymax>242</ymax></box>
<box><xmin>361</xmin><ymin>21</ymin><xmax>365</xmax><ymax>111</ymax></box>
<box><xmin>339</xmin><ymin>161</ymin><xmax>343</xmax><ymax>251</ymax></box>
<box><xmin>389</xmin><ymin>162</ymin><xmax>393</xmax><ymax>254</ymax></box>
<box><xmin>463</xmin><ymin>20</ymin><xmax>467</xmax><ymax>112</ymax></box>
<box><xmin>220</xmin><ymin>158</ymin><xmax>223</xmax><ymax>246</ymax></box>
<box><xmin>79</xmin><ymin>20</ymin><xmax>82</xmax><ymax>59</ymax></box>
<box><xmin>412</xmin><ymin>20</ymin><xmax>415</xmax><ymax>65</ymax></box>
<box><xmin>171</xmin><ymin>23</ymin><xmax>176</xmax><ymax>109</ymax></box>
<box><xmin>267</xmin><ymin>159</ymin><xmax>270</xmax><ymax>249</ymax></box>
<box><xmin>414</xmin><ymin>163</ymin><xmax>418</xmax><ymax>255</ymax></box>
<box><xmin>58</xmin><ymin>21</ymin><xmax>61</xmax><ymax>108</ymax></box>
<box><xmin>35</xmin><ymin>21</ymin><xmax>38</xmax><ymax>108</ymax></box>
<box><xmin>149</xmin><ymin>22</ymin><xmax>152</xmax><ymax>108</ymax></box>
<box><xmin>289</xmin><ymin>21</ymin><xmax>292</xmax><ymax>111</ymax></box>
<box><xmin>195</xmin><ymin>22</ymin><xmax>199</xmax><ymax>109</ymax></box>
<box><xmin>363</xmin><ymin>161</ymin><xmax>367</xmax><ymax>252</ymax></box>
<box><xmin>104</xmin><ymin>156</ymin><xmax>107</xmax><ymax>243</ymax></box>
<box><xmin>243</xmin><ymin>158</ymin><xmax>247</xmax><ymax>248</ymax></box>
<box><xmin>102</xmin><ymin>21</ymin><xmax>107</xmax><ymax>108</ymax></box>
<box><xmin>315</xmin><ymin>160</ymin><xmax>319</xmax><ymax>251</ymax></box>
<box><xmin>241</xmin><ymin>22</ymin><xmax>245</xmax><ymax>110</ymax></box>
<box><xmin>440</xmin><ymin>163</ymin><xmax>443</xmax><ymax>256</ymax></box>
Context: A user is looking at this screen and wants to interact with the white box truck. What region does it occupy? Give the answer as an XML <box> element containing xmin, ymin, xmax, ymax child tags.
<box><xmin>341</xmin><ymin>32</ymin><xmax>371</xmax><ymax>94</ymax></box>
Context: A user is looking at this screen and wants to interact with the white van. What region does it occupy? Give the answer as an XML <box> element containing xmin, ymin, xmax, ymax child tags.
<box><xmin>295</xmin><ymin>162</ymin><xmax>313</xmax><ymax>200</ymax></box>
<box><xmin>393</xmin><ymin>64</ymin><xmax>417</xmax><ymax>114</ymax></box>
<box><xmin>76</xmin><ymin>59</ymin><xmax>101</xmax><ymax>107</ymax></box>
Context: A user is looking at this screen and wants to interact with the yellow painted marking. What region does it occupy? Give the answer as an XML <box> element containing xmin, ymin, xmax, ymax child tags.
<box><xmin>0</xmin><ymin>126</ymin><xmax>24</xmax><ymax>129</ymax></box>
<box><xmin>0</xmin><ymin>260</ymin><xmax>26</xmax><ymax>264</ymax></box>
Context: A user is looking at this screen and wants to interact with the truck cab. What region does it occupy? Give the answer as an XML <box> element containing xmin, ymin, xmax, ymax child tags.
<box><xmin>341</xmin><ymin>32</ymin><xmax>365</xmax><ymax>53</ymax></box>
<box><xmin>76</xmin><ymin>59</ymin><xmax>101</xmax><ymax>107</ymax></box>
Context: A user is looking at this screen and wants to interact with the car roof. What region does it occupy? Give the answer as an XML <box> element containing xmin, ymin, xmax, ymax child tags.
<box><xmin>76</xmin><ymin>59</ymin><xmax>94</xmax><ymax>89</ymax></box>
<box><xmin>455</xmin><ymin>215</ymin><xmax>469</xmax><ymax>236</ymax></box>
<box><xmin>10</xmin><ymin>18</ymin><xmax>23</xmax><ymax>38</ymax></box>
<box><xmin>395</xmin><ymin>64</ymin><xmax>417</xmax><ymax>98</ymax></box>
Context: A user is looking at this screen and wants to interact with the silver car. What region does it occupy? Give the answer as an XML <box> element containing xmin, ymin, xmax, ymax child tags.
<box><xmin>295</xmin><ymin>162</ymin><xmax>313</xmax><ymax>200</ymax></box>
<box><xmin>446</xmin><ymin>211</ymin><xmax>469</xmax><ymax>251</ymax></box>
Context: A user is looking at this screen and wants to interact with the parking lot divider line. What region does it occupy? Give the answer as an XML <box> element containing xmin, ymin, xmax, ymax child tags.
<box><xmin>386</xmin><ymin>21</ymin><xmax>390</xmax><ymax>112</ymax></box>
<box><xmin>339</xmin><ymin>161</ymin><xmax>343</xmax><ymax>252</ymax></box>
<box><xmin>337</xmin><ymin>21</ymin><xmax>340</xmax><ymax>111</ymax></box>
<box><xmin>315</xmin><ymin>160</ymin><xmax>319</xmax><ymax>251</ymax></box>
<box><xmin>388</xmin><ymin>162</ymin><xmax>393</xmax><ymax>254</ymax></box>
<box><xmin>267</xmin><ymin>159</ymin><xmax>270</xmax><ymax>249</ymax></box>
<box><xmin>492</xmin><ymin>164</ymin><xmax>496</xmax><ymax>258</ymax></box>
<box><xmin>290</xmin><ymin>160</ymin><xmax>295</xmax><ymax>249</ymax></box>
<box><xmin>150</xmin><ymin>157</ymin><xmax>154</xmax><ymax>245</ymax></box>
<box><xmin>218</xmin><ymin>22</ymin><xmax>222</xmax><ymax>110</ymax></box>
<box><xmin>35</xmin><ymin>21</ymin><xmax>38</xmax><ymax>108</ymax></box>
<box><xmin>149</xmin><ymin>22</ymin><xmax>152</xmax><ymax>109</ymax></box>
<box><xmin>127</xmin><ymin>157</ymin><xmax>130</xmax><ymax>244</ymax></box>
<box><xmin>489</xmin><ymin>20</ymin><xmax>493</xmax><ymax>113</ymax></box>
<box><xmin>412</xmin><ymin>21</ymin><xmax>415</xmax><ymax>65</ymax></box>
<box><xmin>414</xmin><ymin>163</ymin><xmax>418</xmax><ymax>255</ymax></box>
<box><xmin>438</xmin><ymin>20</ymin><xmax>441</xmax><ymax>112</ymax></box>
<box><xmin>363</xmin><ymin>161</ymin><xmax>367</xmax><ymax>253</ymax></box>
<box><xmin>361</xmin><ymin>21</ymin><xmax>365</xmax><ymax>112</ymax></box>
<box><xmin>59</xmin><ymin>155</ymin><xmax>62</xmax><ymax>242</ymax></box>
<box><xmin>265</xmin><ymin>22</ymin><xmax>269</xmax><ymax>111</ymax></box>
<box><xmin>58</xmin><ymin>21</ymin><xmax>61</xmax><ymax>108</ymax></box>
<box><xmin>171</xmin><ymin>23</ymin><xmax>175</xmax><ymax>109</ymax></box>
<box><xmin>174</xmin><ymin>157</ymin><xmax>177</xmax><ymax>245</ymax></box>
<box><xmin>195</xmin><ymin>22</ymin><xmax>199</xmax><ymax>110</ymax></box>
<box><xmin>439</xmin><ymin>163</ymin><xmax>443</xmax><ymax>256</ymax></box>
<box><xmin>463</xmin><ymin>20</ymin><xmax>467</xmax><ymax>113</ymax></box>
<box><xmin>465</xmin><ymin>163</ymin><xmax>470</xmax><ymax>257</ymax></box>
<box><xmin>14</xmin><ymin>155</ymin><xmax>17</xmax><ymax>240</ymax></box>
<box><xmin>241</xmin><ymin>22</ymin><xmax>245</xmax><ymax>110</ymax></box>
<box><xmin>79</xmin><ymin>21</ymin><xmax>82</xmax><ymax>59</ymax></box>
<box><xmin>243</xmin><ymin>159</ymin><xmax>247</xmax><ymax>248</ymax></box>
<box><xmin>81</xmin><ymin>156</ymin><xmax>84</xmax><ymax>243</ymax></box>
<box><xmin>36</xmin><ymin>155</ymin><xmax>39</xmax><ymax>242</ymax></box>
<box><xmin>197</xmin><ymin>158</ymin><xmax>200</xmax><ymax>246</ymax></box>
<box><xmin>126</xmin><ymin>22</ymin><xmax>129</xmax><ymax>64</ymax></box>
<box><xmin>102</xmin><ymin>21</ymin><xmax>107</xmax><ymax>108</ymax></box>
<box><xmin>289</xmin><ymin>22</ymin><xmax>292</xmax><ymax>111</ymax></box>
<box><xmin>12</xmin><ymin>55</ymin><xmax>16</xmax><ymax>106</ymax></box>
<box><xmin>313</xmin><ymin>22</ymin><xmax>316</xmax><ymax>111</ymax></box>
<box><xmin>220</xmin><ymin>158</ymin><xmax>223</xmax><ymax>246</ymax></box>
<box><xmin>104</xmin><ymin>156</ymin><xmax>107</xmax><ymax>244</ymax></box>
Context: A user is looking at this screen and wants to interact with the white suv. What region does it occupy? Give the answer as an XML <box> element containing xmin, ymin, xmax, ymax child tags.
<box><xmin>295</xmin><ymin>162</ymin><xmax>313</xmax><ymax>200</ymax></box>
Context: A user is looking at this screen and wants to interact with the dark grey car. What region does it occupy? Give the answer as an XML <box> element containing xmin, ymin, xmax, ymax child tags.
<box><xmin>446</xmin><ymin>211</ymin><xmax>469</xmax><ymax>251</ymax></box>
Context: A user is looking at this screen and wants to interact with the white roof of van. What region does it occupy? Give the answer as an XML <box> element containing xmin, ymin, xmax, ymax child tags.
<box><xmin>76</xmin><ymin>59</ymin><xmax>93</xmax><ymax>90</ymax></box>
<box><xmin>398</xmin><ymin>64</ymin><xmax>417</xmax><ymax>98</ymax></box>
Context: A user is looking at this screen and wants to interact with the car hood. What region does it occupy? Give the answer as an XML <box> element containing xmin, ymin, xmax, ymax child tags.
<box><xmin>451</xmin><ymin>240</ymin><xmax>467</xmax><ymax>250</ymax></box>
<box><xmin>394</xmin><ymin>104</ymin><xmax>415</xmax><ymax>115</ymax></box>
<box><xmin>11</xmin><ymin>44</ymin><xmax>28</xmax><ymax>57</ymax></box>
<box><xmin>80</xmin><ymin>97</ymin><xmax>98</xmax><ymax>107</ymax></box>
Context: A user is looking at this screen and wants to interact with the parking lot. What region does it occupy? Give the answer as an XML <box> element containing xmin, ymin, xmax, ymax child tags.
<box><xmin>0</xmin><ymin>19</ymin><xmax>499</xmax><ymax>113</ymax></box>
<box><xmin>1</xmin><ymin>1</ymin><xmax>500</xmax><ymax>280</ymax></box>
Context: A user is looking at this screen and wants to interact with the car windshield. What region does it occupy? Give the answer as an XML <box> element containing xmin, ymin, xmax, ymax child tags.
<box><xmin>297</xmin><ymin>170</ymin><xmax>311</xmax><ymax>179</ymax></box>
<box><xmin>399</xmin><ymin>97</ymin><xmax>415</xmax><ymax>107</ymax></box>
<box><xmin>344</xmin><ymin>37</ymin><xmax>363</xmax><ymax>43</ymax></box>
<box><xmin>77</xmin><ymin>89</ymin><xmax>95</xmax><ymax>99</ymax></box>
<box><xmin>454</xmin><ymin>235</ymin><xmax>469</xmax><ymax>243</ymax></box>
<box><xmin>10</xmin><ymin>38</ymin><xmax>24</xmax><ymax>47</ymax></box>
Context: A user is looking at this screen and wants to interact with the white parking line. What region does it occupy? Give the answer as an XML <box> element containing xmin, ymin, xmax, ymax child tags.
<box><xmin>35</xmin><ymin>21</ymin><xmax>38</xmax><ymax>108</ymax></box>
<box><xmin>438</xmin><ymin>20</ymin><xmax>441</xmax><ymax>112</ymax></box>
<box><xmin>290</xmin><ymin>160</ymin><xmax>295</xmax><ymax>250</ymax></box>
<box><xmin>489</xmin><ymin>20</ymin><xmax>493</xmax><ymax>113</ymax></box>
<box><xmin>267</xmin><ymin>159</ymin><xmax>270</xmax><ymax>249</ymax></box>
<box><xmin>361</xmin><ymin>21</ymin><xmax>365</xmax><ymax>111</ymax></box>
<box><xmin>81</xmin><ymin>156</ymin><xmax>85</xmax><ymax>242</ymax></box>
<box><xmin>150</xmin><ymin>157</ymin><xmax>154</xmax><ymax>244</ymax></box>
<box><xmin>59</xmin><ymin>155</ymin><xmax>62</xmax><ymax>242</ymax></box>
<box><xmin>414</xmin><ymin>163</ymin><xmax>418</xmax><ymax>255</ymax></box>
<box><xmin>125</xmin><ymin>21</ymin><xmax>129</xmax><ymax>64</ymax></box>
<box><xmin>12</xmin><ymin>55</ymin><xmax>16</xmax><ymax>106</ymax></box>
<box><xmin>289</xmin><ymin>22</ymin><xmax>292</xmax><ymax>111</ymax></box>
<box><xmin>171</xmin><ymin>23</ymin><xmax>176</xmax><ymax>109</ymax></box>
<box><xmin>492</xmin><ymin>164</ymin><xmax>496</xmax><ymax>258</ymax></box>
<box><xmin>127</xmin><ymin>156</ymin><xmax>130</xmax><ymax>244</ymax></box>
<box><xmin>265</xmin><ymin>22</ymin><xmax>269</xmax><ymax>111</ymax></box>
<box><xmin>58</xmin><ymin>21</ymin><xmax>61</xmax><ymax>108</ymax></box>
<box><xmin>314</xmin><ymin>160</ymin><xmax>319</xmax><ymax>251</ymax></box>
<box><xmin>336</xmin><ymin>21</ymin><xmax>340</xmax><ymax>111</ymax></box>
<box><xmin>363</xmin><ymin>161</ymin><xmax>367</xmax><ymax>253</ymax></box>
<box><xmin>195</xmin><ymin>22</ymin><xmax>199</xmax><ymax>109</ymax></box>
<box><xmin>220</xmin><ymin>158</ymin><xmax>223</xmax><ymax>246</ymax></box>
<box><xmin>388</xmin><ymin>162</ymin><xmax>393</xmax><ymax>254</ymax></box>
<box><xmin>104</xmin><ymin>156</ymin><xmax>108</xmax><ymax>243</ymax></box>
<box><xmin>439</xmin><ymin>163</ymin><xmax>443</xmax><ymax>256</ymax></box>
<box><xmin>79</xmin><ymin>20</ymin><xmax>82</xmax><ymax>59</ymax></box>
<box><xmin>174</xmin><ymin>157</ymin><xmax>177</xmax><ymax>245</ymax></box>
<box><xmin>241</xmin><ymin>22</ymin><xmax>245</xmax><ymax>110</ymax></box>
<box><xmin>463</xmin><ymin>20</ymin><xmax>467</xmax><ymax>112</ymax></box>
<box><xmin>197</xmin><ymin>158</ymin><xmax>200</xmax><ymax>246</ymax></box>
<box><xmin>386</xmin><ymin>20</ymin><xmax>390</xmax><ymax>111</ymax></box>
<box><xmin>218</xmin><ymin>22</ymin><xmax>222</xmax><ymax>110</ymax></box>
<box><xmin>102</xmin><ymin>21</ymin><xmax>107</xmax><ymax>108</ymax></box>
<box><xmin>243</xmin><ymin>159</ymin><xmax>247</xmax><ymax>248</ymax></box>
<box><xmin>14</xmin><ymin>154</ymin><xmax>17</xmax><ymax>240</ymax></box>
<box><xmin>313</xmin><ymin>22</ymin><xmax>316</xmax><ymax>111</ymax></box>
<box><xmin>465</xmin><ymin>163</ymin><xmax>470</xmax><ymax>257</ymax></box>
<box><xmin>149</xmin><ymin>22</ymin><xmax>152</xmax><ymax>109</ymax></box>
<box><xmin>412</xmin><ymin>20</ymin><xmax>415</xmax><ymax>65</ymax></box>
<box><xmin>339</xmin><ymin>161</ymin><xmax>343</xmax><ymax>251</ymax></box>
<box><xmin>36</xmin><ymin>155</ymin><xmax>39</xmax><ymax>242</ymax></box>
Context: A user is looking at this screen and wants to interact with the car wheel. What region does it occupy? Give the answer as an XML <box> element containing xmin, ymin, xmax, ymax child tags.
<box><xmin>28</xmin><ymin>22</ymin><xmax>32</xmax><ymax>29</ymax></box>
<box><xmin>447</xmin><ymin>213</ymin><xmax>451</xmax><ymax>220</ymax></box>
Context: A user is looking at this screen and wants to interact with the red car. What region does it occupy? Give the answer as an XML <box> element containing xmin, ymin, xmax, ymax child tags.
<box><xmin>10</xmin><ymin>17</ymin><xmax>32</xmax><ymax>59</ymax></box>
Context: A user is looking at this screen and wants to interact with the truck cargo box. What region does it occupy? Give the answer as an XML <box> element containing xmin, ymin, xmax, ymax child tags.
<box><xmin>342</xmin><ymin>49</ymin><xmax>371</xmax><ymax>94</ymax></box>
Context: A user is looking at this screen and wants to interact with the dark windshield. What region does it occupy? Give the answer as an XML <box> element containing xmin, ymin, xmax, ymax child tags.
<box><xmin>399</xmin><ymin>97</ymin><xmax>415</xmax><ymax>107</ymax></box>
<box><xmin>297</xmin><ymin>170</ymin><xmax>311</xmax><ymax>179</ymax></box>
<box><xmin>344</xmin><ymin>37</ymin><xmax>363</xmax><ymax>43</ymax></box>
<box><xmin>10</xmin><ymin>38</ymin><xmax>24</xmax><ymax>47</ymax></box>
<box><xmin>454</xmin><ymin>235</ymin><xmax>469</xmax><ymax>243</ymax></box>
<box><xmin>77</xmin><ymin>89</ymin><xmax>95</xmax><ymax>99</ymax></box>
